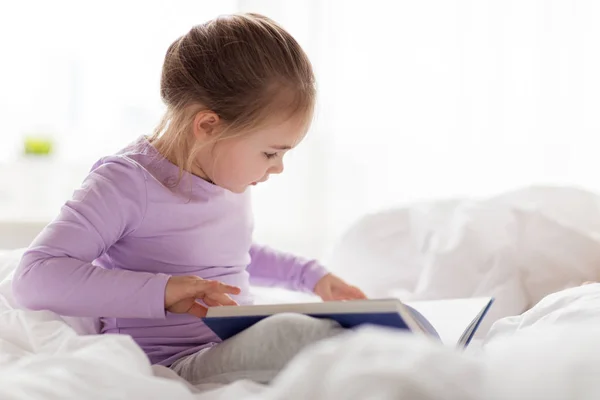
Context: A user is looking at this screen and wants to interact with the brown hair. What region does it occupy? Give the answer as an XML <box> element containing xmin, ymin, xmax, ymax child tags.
<box><xmin>149</xmin><ymin>13</ymin><xmax>316</xmax><ymax>179</ymax></box>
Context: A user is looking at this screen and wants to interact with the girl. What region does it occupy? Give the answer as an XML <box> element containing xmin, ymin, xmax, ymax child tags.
<box><xmin>12</xmin><ymin>13</ymin><xmax>366</xmax><ymax>385</ymax></box>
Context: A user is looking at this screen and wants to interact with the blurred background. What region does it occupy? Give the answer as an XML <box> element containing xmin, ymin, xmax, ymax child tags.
<box><xmin>1</xmin><ymin>0</ymin><xmax>600</xmax><ymax>260</ymax></box>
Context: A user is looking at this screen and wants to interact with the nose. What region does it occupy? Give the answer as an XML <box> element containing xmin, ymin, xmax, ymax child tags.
<box><xmin>270</xmin><ymin>159</ymin><xmax>284</xmax><ymax>175</ymax></box>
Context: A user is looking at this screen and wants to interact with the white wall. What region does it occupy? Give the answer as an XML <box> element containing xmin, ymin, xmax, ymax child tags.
<box><xmin>2</xmin><ymin>1</ymin><xmax>600</xmax><ymax>259</ymax></box>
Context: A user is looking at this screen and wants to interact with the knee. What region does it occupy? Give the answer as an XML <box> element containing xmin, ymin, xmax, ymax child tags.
<box><xmin>256</xmin><ymin>313</ymin><xmax>342</xmax><ymax>339</ymax></box>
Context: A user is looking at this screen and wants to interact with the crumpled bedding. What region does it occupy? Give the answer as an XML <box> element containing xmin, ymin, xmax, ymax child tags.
<box><xmin>2</xmin><ymin>186</ymin><xmax>600</xmax><ymax>399</ymax></box>
<box><xmin>327</xmin><ymin>186</ymin><xmax>600</xmax><ymax>335</ymax></box>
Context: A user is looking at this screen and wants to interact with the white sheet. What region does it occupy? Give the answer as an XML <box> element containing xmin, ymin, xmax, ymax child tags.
<box><xmin>3</xmin><ymin>186</ymin><xmax>600</xmax><ymax>399</ymax></box>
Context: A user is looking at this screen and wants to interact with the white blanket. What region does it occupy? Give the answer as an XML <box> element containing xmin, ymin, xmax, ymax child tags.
<box><xmin>3</xmin><ymin>264</ymin><xmax>600</xmax><ymax>399</ymax></box>
<box><xmin>2</xmin><ymin>186</ymin><xmax>600</xmax><ymax>399</ymax></box>
<box><xmin>264</xmin><ymin>284</ymin><xmax>600</xmax><ymax>400</ymax></box>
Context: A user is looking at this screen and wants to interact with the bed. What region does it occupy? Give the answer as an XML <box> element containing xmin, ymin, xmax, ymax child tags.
<box><xmin>2</xmin><ymin>186</ymin><xmax>600</xmax><ymax>399</ymax></box>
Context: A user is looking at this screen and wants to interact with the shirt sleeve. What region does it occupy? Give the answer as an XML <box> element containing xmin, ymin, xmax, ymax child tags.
<box><xmin>11</xmin><ymin>156</ymin><xmax>170</xmax><ymax>319</ymax></box>
<box><xmin>246</xmin><ymin>243</ymin><xmax>330</xmax><ymax>292</ymax></box>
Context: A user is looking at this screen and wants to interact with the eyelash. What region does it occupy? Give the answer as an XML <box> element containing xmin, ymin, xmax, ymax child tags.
<box><xmin>263</xmin><ymin>152</ymin><xmax>278</xmax><ymax>159</ymax></box>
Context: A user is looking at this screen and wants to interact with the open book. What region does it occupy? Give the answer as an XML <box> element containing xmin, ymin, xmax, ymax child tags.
<box><xmin>203</xmin><ymin>297</ymin><xmax>494</xmax><ymax>347</ymax></box>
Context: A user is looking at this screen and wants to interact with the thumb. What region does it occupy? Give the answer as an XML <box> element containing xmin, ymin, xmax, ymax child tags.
<box><xmin>187</xmin><ymin>301</ymin><xmax>209</xmax><ymax>318</ymax></box>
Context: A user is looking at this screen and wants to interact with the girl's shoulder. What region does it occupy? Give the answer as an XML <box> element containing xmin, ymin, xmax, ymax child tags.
<box><xmin>89</xmin><ymin>155</ymin><xmax>146</xmax><ymax>181</ymax></box>
<box><xmin>88</xmin><ymin>136</ymin><xmax>160</xmax><ymax>184</ymax></box>
<box><xmin>83</xmin><ymin>137</ymin><xmax>154</xmax><ymax>199</ymax></box>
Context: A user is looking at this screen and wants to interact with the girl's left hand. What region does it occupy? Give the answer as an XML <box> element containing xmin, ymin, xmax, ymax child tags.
<box><xmin>314</xmin><ymin>273</ymin><xmax>367</xmax><ymax>301</ymax></box>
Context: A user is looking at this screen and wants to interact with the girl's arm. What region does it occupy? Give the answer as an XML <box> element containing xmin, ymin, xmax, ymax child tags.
<box><xmin>246</xmin><ymin>243</ymin><xmax>330</xmax><ymax>292</ymax></box>
<box><xmin>12</xmin><ymin>157</ymin><xmax>170</xmax><ymax>319</ymax></box>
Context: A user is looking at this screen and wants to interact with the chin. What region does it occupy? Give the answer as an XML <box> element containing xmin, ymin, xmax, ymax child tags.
<box><xmin>218</xmin><ymin>180</ymin><xmax>255</xmax><ymax>194</ymax></box>
<box><xmin>225</xmin><ymin>185</ymin><xmax>248</xmax><ymax>194</ymax></box>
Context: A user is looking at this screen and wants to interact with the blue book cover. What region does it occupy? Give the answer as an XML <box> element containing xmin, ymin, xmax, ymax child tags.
<box><xmin>202</xmin><ymin>297</ymin><xmax>493</xmax><ymax>347</ymax></box>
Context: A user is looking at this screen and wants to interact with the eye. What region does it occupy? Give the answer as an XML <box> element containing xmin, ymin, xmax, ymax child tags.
<box><xmin>263</xmin><ymin>152</ymin><xmax>278</xmax><ymax>159</ymax></box>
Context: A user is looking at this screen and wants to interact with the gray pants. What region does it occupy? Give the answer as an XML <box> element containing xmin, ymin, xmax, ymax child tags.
<box><xmin>170</xmin><ymin>313</ymin><xmax>344</xmax><ymax>385</ymax></box>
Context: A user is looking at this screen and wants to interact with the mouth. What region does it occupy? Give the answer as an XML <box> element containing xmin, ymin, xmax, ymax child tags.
<box><xmin>251</xmin><ymin>177</ymin><xmax>268</xmax><ymax>186</ymax></box>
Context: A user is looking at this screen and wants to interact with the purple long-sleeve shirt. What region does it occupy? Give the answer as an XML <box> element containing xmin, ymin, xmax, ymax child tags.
<box><xmin>12</xmin><ymin>137</ymin><xmax>329</xmax><ymax>366</ymax></box>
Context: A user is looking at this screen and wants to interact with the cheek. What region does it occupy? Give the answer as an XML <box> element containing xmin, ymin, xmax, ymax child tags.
<box><xmin>216</xmin><ymin>150</ymin><xmax>263</xmax><ymax>181</ymax></box>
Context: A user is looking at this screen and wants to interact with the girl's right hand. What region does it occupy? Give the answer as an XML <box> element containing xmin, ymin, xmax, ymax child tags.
<box><xmin>164</xmin><ymin>276</ymin><xmax>241</xmax><ymax>318</ymax></box>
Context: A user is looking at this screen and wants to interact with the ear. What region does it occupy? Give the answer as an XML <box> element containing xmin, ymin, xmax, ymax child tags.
<box><xmin>192</xmin><ymin>111</ymin><xmax>220</xmax><ymax>140</ymax></box>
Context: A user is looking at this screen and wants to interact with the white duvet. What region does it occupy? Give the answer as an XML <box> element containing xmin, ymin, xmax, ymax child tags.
<box><xmin>2</xmin><ymin>186</ymin><xmax>600</xmax><ymax>399</ymax></box>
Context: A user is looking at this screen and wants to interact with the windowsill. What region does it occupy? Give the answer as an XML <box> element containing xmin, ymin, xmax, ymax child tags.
<box><xmin>0</xmin><ymin>157</ymin><xmax>90</xmax><ymax>223</ymax></box>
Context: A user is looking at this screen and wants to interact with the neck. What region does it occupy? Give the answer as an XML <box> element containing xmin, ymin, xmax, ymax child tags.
<box><xmin>149</xmin><ymin>134</ymin><xmax>214</xmax><ymax>184</ymax></box>
<box><xmin>190</xmin><ymin>161</ymin><xmax>214</xmax><ymax>184</ymax></box>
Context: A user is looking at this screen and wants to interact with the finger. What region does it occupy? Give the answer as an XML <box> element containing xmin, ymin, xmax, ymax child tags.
<box><xmin>349</xmin><ymin>286</ymin><xmax>368</xmax><ymax>299</ymax></box>
<box><xmin>187</xmin><ymin>301</ymin><xmax>209</xmax><ymax>318</ymax></box>
<box><xmin>214</xmin><ymin>293</ymin><xmax>239</xmax><ymax>306</ymax></box>
<box><xmin>204</xmin><ymin>294</ymin><xmax>239</xmax><ymax>307</ymax></box>
<box><xmin>203</xmin><ymin>297</ymin><xmax>224</xmax><ymax>307</ymax></box>
<box><xmin>338</xmin><ymin>284</ymin><xmax>365</xmax><ymax>297</ymax></box>
<box><xmin>195</xmin><ymin>280</ymin><xmax>241</xmax><ymax>295</ymax></box>
<box><xmin>333</xmin><ymin>291</ymin><xmax>358</xmax><ymax>301</ymax></box>
<box><xmin>332</xmin><ymin>295</ymin><xmax>353</xmax><ymax>301</ymax></box>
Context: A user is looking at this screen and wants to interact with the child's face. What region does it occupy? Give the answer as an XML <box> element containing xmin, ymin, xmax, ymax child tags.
<box><xmin>200</xmin><ymin>116</ymin><xmax>307</xmax><ymax>193</ymax></box>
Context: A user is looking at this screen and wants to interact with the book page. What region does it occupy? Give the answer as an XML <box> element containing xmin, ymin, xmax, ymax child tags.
<box><xmin>405</xmin><ymin>297</ymin><xmax>492</xmax><ymax>346</ymax></box>
<box><xmin>206</xmin><ymin>299</ymin><xmax>402</xmax><ymax>318</ymax></box>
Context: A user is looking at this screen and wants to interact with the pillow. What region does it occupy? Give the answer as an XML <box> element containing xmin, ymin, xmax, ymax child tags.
<box><xmin>326</xmin><ymin>186</ymin><xmax>600</xmax><ymax>334</ymax></box>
